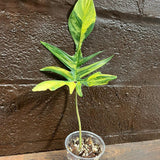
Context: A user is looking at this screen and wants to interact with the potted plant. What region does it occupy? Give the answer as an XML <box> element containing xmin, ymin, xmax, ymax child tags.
<box><xmin>32</xmin><ymin>0</ymin><xmax>117</xmax><ymax>159</ymax></box>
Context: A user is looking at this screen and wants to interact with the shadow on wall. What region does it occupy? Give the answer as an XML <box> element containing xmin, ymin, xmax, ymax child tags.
<box><xmin>0</xmin><ymin>86</ymin><xmax>69</xmax><ymax>154</ymax></box>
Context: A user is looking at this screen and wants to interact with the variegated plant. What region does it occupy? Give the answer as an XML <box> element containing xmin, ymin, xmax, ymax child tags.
<box><xmin>32</xmin><ymin>0</ymin><xmax>117</xmax><ymax>150</ymax></box>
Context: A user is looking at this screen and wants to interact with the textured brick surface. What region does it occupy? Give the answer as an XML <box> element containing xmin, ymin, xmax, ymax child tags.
<box><xmin>144</xmin><ymin>0</ymin><xmax>160</xmax><ymax>18</ymax></box>
<box><xmin>95</xmin><ymin>0</ymin><xmax>139</xmax><ymax>14</ymax></box>
<box><xmin>0</xmin><ymin>0</ymin><xmax>160</xmax><ymax>156</ymax></box>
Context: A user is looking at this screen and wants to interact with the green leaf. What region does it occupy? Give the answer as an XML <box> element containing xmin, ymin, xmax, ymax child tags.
<box><xmin>84</xmin><ymin>72</ymin><xmax>117</xmax><ymax>87</ymax></box>
<box><xmin>77</xmin><ymin>55</ymin><xmax>114</xmax><ymax>78</ymax></box>
<box><xmin>78</xmin><ymin>50</ymin><xmax>104</xmax><ymax>66</ymax></box>
<box><xmin>41</xmin><ymin>41</ymin><xmax>75</xmax><ymax>70</ymax></box>
<box><xmin>68</xmin><ymin>0</ymin><xmax>96</xmax><ymax>52</ymax></box>
<box><xmin>32</xmin><ymin>80</ymin><xmax>76</xmax><ymax>94</ymax></box>
<box><xmin>76</xmin><ymin>81</ymin><xmax>83</xmax><ymax>97</ymax></box>
<box><xmin>40</xmin><ymin>66</ymin><xmax>73</xmax><ymax>80</ymax></box>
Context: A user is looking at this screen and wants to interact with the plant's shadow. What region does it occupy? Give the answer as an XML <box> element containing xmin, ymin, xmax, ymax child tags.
<box><xmin>0</xmin><ymin>86</ymin><xmax>69</xmax><ymax>150</ymax></box>
<box><xmin>44</xmin><ymin>88</ymin><xmax>69</xmax><ymax>149</ymax></box>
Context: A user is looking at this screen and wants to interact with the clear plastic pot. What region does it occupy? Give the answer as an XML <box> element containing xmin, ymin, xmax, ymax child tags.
<box><xmin>65</xmin><ymin>131</ymin><xmax>105</xmax><ymax>160</ymax></box>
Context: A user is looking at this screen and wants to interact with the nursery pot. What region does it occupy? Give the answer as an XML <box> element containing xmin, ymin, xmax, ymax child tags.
<box><xmin>65</xmin><ymin>131</ymin><xmax>105</xmax><ymax>160</ymax></box>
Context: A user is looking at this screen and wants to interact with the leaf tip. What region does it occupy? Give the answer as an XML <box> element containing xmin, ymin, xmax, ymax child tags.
<box><xmin>111</xmin><ymin>55</ymin><xmax>114</xmax><ymax>58</ymax></box>
<box><xmin>111</xmin><ymin>75</ymin><xmax>118</xmax><ymax>80</ymax></box>
<box><xmin>79</xmin><ymin>94</ymin><xmax>83</xmax><ymax>97</ymax></box>
<box><xmin>32</xmin><ymin>87</ymin><xmax>37</xmax><ymax>92</ymax></box>
<box><xmin>40</xmin><ymin>68</ymin><xmax>44</xmax><ymax>71</ymax></box>
<box><xmin>114</xmin><ymin>75</ymin><xmax>118</xmax><ymax>79</ymax></box>
<box><xmin>40</xmin><ymin>41</ymin><xmax>45</xmax><ymax>45</ymax></box>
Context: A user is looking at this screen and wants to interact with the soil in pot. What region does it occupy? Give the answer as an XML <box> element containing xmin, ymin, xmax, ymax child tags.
<box><xmin>67</xmin><ymin>136</ymin><xmax>102</xmax><ymax>158</ymax></box>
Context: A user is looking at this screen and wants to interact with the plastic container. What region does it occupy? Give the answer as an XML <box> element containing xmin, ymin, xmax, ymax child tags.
<box><xmin>65</xmin><ymin>131</ymin><xmax>105</xmax><ymax>160</ymax></box>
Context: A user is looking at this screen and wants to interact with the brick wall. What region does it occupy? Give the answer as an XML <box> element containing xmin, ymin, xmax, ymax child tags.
<box><xmin>0</xmin><ymin>0</ymin><xmax>160</xmax><ymax>156</ymax></box>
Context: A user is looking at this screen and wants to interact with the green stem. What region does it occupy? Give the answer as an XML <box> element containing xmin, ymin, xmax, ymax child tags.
<box><xmin>75</xmin><ymin>91</ymin><xmax>82</xmax><ymax>150</ymax></box>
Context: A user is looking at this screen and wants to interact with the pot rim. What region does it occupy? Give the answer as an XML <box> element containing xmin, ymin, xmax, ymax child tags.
<box><xmin>65</xmin><ymin>130</ymin><xmax>105</xmax><ymax>159</ymax></box>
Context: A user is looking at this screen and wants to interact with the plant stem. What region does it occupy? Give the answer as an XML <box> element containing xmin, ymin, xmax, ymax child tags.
<box><xmin>75</xmin><ymin>91</ymin><xmax>82</xmax><ymax>150</ymax></box>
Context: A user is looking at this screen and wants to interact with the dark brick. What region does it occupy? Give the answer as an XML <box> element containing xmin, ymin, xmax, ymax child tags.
<box><xmin>144</xmin><ymin>0</ymin><xmax>160</xmax><ymax>18</ymax></box>
<box><xmin>0</xmin><ymin>84</ymin><xmax>160</xmax><ymax>155</ymax></box>
<box><xmin>95</xmin><ymin>0</ymin><xmax>139</xmax><ymax>15</ymax></box>
<box><xmin>46</xmin><ymin>85</ymin><xmax>160</xmax><ymax>144</ymax></box>
<box><xmin>0</xmin><ymin>85</ymin><xmax>68</xmax><ymax>148</ymax></box>
<box><xmin>0</xmin><ymin>2</ymin><xmax>74</xmax><ymax>82</ymax></box>
<box><xmin>83</xmin><ymin>18</ymin><xmax>160</xmax><ymax>86</ymax></box>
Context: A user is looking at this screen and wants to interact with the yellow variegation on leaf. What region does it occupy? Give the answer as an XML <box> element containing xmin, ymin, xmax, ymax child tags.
<box><xmin>40</xmin><ymin>66</ymin><xmax>73</xmax><ymax>81</ymax></box>
<box><xmin>32</xmin><ymin>80</ymin><xmax>76</xmax><ymax>94</ymax></box>
<box><xmin>68</xmin><ymin>0</ymin><xmax>96</xmax><ymax>53</ymax></box>
<box><xmin>84</xmin><ymin>72</ymin><xmax>117</xmax><ymax>87</ymax></box>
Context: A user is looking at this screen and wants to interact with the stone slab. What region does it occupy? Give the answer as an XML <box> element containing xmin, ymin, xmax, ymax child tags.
<box><xmin>0</xmin><ymin>139</ymin><xmax>160</xmax><ymax>160</ymax></box>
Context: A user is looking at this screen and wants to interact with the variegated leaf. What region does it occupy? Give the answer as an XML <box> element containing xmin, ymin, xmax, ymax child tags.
<box><xmin>41</xmin><ymin>41</ymin><xmax>75</xmax><ymax>70</ymax></box>
<box><xmin>77</xmin><ymin>55</ymin><xmax>114</xmax><ymax>78</ymax></box>
<box><xmin>32</xmin><ymin>80</ymin><xmax>76</xmax><ymax>94</ymax></box>
<box><xmin>84</xmin><ymin>72</ymin><xmax>117</xmax><ymax>87</ymax></box>
<box><xmin>68</xmin><ymin>0</ymin><xmax>96</xmax><ymax>52</ymax></box>
<box><xmin>40</xmin><ymin>66</ymin><xmax>73</xmax><ymax>80</ymax></box>
<box><xmin>78</xmin><ymin>50</ymin><xmax>104</xmax><ymax>67</ymax></box>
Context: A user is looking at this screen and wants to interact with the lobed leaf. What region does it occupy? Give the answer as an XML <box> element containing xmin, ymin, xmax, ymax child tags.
<box><xmin>32</xmin><ymin>80</ymin><xmax>76</xmax><ymax>94</ymax></box>
<box><xmin>84</xmin><ymin>72</ymin><xmax>117</xmax><ymax>87</ymax></box>
<box><xmin>78</xmin><ymin>50</ymin><xmax>104</xmax><ymax>67</ymax></box>
<box><xmin>77</xmin><ymin>55</ymin><xmax>114</xmax><ymax>78</ymax></box>
<box><xmin>41</xmin><ymin>41</ymin><xmax>75</xmax><ymax>70</ymax></box>
<box><xmin>32</xmin><ymin>1</ymin><xmax>117</xmax><ymax>97</ymax></box>
<box><xmin>40</xmin><ymin>66</ymin><xmax>73</xmax><ymax>80</ymax></box>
